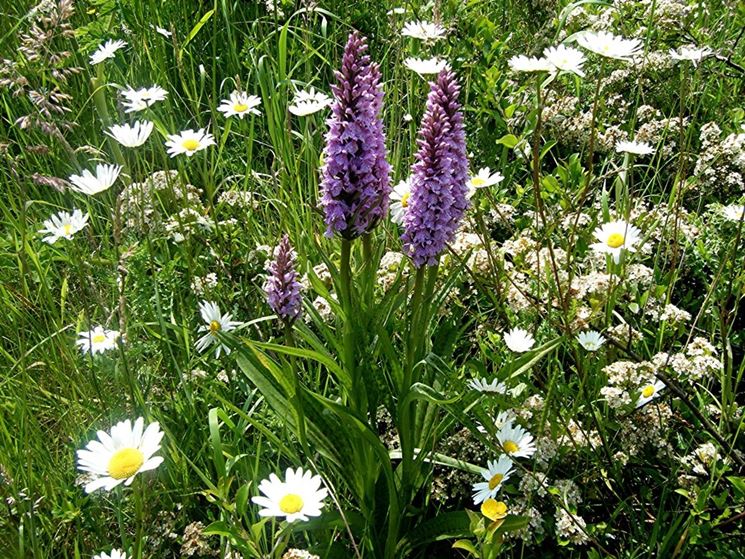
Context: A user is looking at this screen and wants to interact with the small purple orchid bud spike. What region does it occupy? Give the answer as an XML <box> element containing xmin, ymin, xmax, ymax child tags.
<box><xmin>264</xmin><ymin>235</ymin><xmax>303</xmax><ymax>323</ymax></box>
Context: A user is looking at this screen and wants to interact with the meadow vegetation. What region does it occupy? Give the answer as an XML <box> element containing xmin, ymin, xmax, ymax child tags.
<box><xmin>1</xmin><ymin>0</ymin><xmax>744</xmax><ymax>557</ymax></box>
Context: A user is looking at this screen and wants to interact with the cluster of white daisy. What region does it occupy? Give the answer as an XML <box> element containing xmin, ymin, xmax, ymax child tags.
<box><xmin>397</xmin><ymin>15</ymin><xmax>448</xmax><ymax>76</ymax></box>
<box><xmin>470</xmin><ymin>408</ymin><xmax>537</xmax><ymax>522</ymax></box>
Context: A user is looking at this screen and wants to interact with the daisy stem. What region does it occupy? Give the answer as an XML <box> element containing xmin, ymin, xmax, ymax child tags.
<box><xmin>133</xmin><ymin>478</ymin><xmax>145</xmax><ymax>558</ymax></box>
<box><xmin>91</xmin><ymin>65</ymin><xmax>128</xmax><ymax>174</ymax></box>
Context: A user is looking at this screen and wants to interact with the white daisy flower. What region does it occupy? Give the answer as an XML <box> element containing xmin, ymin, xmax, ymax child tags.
<box><xmin>590</xmin><ymin>220</ymin><xmax>642</xmax><ymax>263</ymax></box>
<box><xmin>401</xmin><ymin>20</ymin><xmax>446</xmax><ymax>42</ymax></box>
<box><xmin>93</xmin><ymin>550</ymin><xmax>128</xmax><ymax>559</ymax></box>
<box><xmin>39</xmin><ymin>209</ymin><xmax>88</xmax><ymax>244</ymax></box>
<box><xmin>722</xmin><ymin>204</ymin><xmax>745</xmax><ymax>222</ymax></box>
<box><xmin>76</xmin><ymin>326</ymin><xmax>120</xmax><ymax>355</ymax></box>
<box><xmin>154</xmin><ymin>26</ymin><xmax>172</xmax><ymax>38</ymax></box>
<box><xmin>288</xmin><ymin>88</ymin><xmax>333</xmax><ymax>116</ymax></box>
<box><xmin>89</xmin><ymin>39</ymin><xmax>127</xmax><ymax>65</ymax></box>
<box><xmin>467</xmin><ymin>167</ymin><xmax>504</xmax><ymax>197</ymax></box>
<box><xmin>577</xmin><ymin>330</ymin><xmax>606</xmax><ymax>352</ymax></box>
<box><xmin>121</xmin><ymin>85</ymin><xmax>168</xmax><ymax>113</ymax></box>
<box><xmin>636</xmin><ymin>379</ymin><xmax>665</xmax><ymax>408</ymax></box>
<box><xmin>616</xmin><ymin>140</ymin><xmax>654</xmax><ymax>156</ymax></box>
<box><xmin>217</xmin><ymin>91</ymin><xmax>262</xmax><ymax>119</ymax></box>
<box><xmin>670</xmin><ymin>45</ymin><xmax>714</xmax><ymax>66</ymax></box>
<box><xmin>404</xmin><ymin>57</ymin><xmax>449</xmax><ymax>76</ymax></box>
<box><xmin>252</xmin><ymin>467</ymin><xmax>328</xmax><ymax>523</ymax></box>
<box><xmin>387</xmin><ymin>7</ymin><xmax>406</xmax><ymax>15</ymax></box>
<box><xmin>165</xmin><ymin>128</ymin><xmax>216</xmax><ymax>158</ymax></box>
<box><xmin>472</xmin><ymin>455</ymin><xmax>513</xmax><ymax>504</ymax></box>
<box><xmin>196</xmin><ymin>301</ymin><xmax>240</xmax><ymax>358</ymax></box>
<box><xmin>576</xmin><ymin>31</ymin><xmax>642</xmax><ymax>61</ymax></box>
<box><xmin>543</xmin><ymin>44</ymin><xmax>586</xmax><ymax>77</ymax></box>
<box><xmin>496</xmin><ymin>421</ymin><xmax>536</xmax><ymax>459</ymax></box>
<box><xmin>504</xmin><ymin>327</ymin><xmax>535</xmax><ymax>353</ymax></box>
<box><xmin>467</xmin><ymin>378</ymin><xmax>507</xmax><ymax>394</ymax></box>
<box><xmin>390</xmin><ymin>178</ymin><xmax>412</xmax><ymax>225</ymax></box>
<box><xmin>69</xmin><ymin>163</ymin><xmax>122</xmax><ymax>195</ymax></box>
<box><xmin>77</xmin><ymin>417</ymin><xmax>164</xmax><ymax>493</ymax></box>
<box><xmin>107</xmin><ymin>121</ymin><xmax>154</xmax><ymax>148</ymax></box>
<box><xmin>508</xmin><ymin>55</ymin><xmax>553</xmax><ymax>73</ymax></box>
<box><xmin>477</xmin><ymin>411</ymin><xmax>516</xmax><ymax>434</ymax></box>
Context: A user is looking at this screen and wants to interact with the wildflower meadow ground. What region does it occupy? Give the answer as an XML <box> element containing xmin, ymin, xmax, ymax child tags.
<box><xmin>1</xmin><ymin>0</ymin><xmax>744</xmax><ymax>558</ymax></box>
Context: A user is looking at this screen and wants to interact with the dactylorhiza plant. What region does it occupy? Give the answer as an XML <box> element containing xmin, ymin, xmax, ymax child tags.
<box><xmin>264</xmin><ymin>234</ymin><xmax>303</xmax><ymax>325</ymax></box>
<box><xmin>397</xmin><ymin>68</ymin><xmax>469</xmax><ymax>516</ymax></box>
<box><xmin>319</xmin><ymin>31</ymin><xmax>391</xmax><ymax>240</ymax></box>
<box><xmin>401</xmin><ymin>69</ymin><xmax>469</xmax><ymax>268</ymax></box>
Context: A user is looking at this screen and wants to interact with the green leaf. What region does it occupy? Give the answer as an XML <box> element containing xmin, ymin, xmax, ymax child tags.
<box><xmin>496</xmin><ymin>134</ymin><xmax>519</xmax><ymax>148</ymax></box>
<box><xmin>727</xmin><ymin>476</ymin><xmax>745</xmax><ymax>498</ymax></box>
<box><xmin>182</xmin><ymin>9</ymin><xmax>214</xmax><ymax>50</ymax></box>
<box><xmin>452</xmin><ymin>539</ymin><xmax>479</xmax><ymax>555</ymax></box>
<box><xmin>399</xmin><ymin>511</ymin><xmax>471</xmax><ymax>551</ymax></box>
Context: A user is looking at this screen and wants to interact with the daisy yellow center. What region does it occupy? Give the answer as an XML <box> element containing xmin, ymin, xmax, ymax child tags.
<box><xmin>182</xmin><ymin>138</ymin><xmax>200</xmax><ymax>151</ymax></box>
<box><xmin>642</xmin><ymin>385</ymin><xmax>655</xmax><ymax>398</ymax></box>
<box><xmin>233</xmin><ymin>103</ymin><xmax>249</xmax><ymax>112</ymax></box>
<box><xmin>606</xmin><ymin>232</ymin><xmax>625</xmax><ymax>248</ymax></box>
<box><xmin>481</xmin><ymin>499</ymin><xmax>508</xmax><ymax>521</ymax></box>
<box><xmin>209</xmin><ymin>320</ymin><xmax>221</xmax><ymax>335</ymax></box>
<box><xmin>401</xmin><ymin>192</ymin><xmax>411</xmax><ymax>208</ymax></box>
<box><xmin>92</xmin><ymin>333</ymin><xmax>107</xmax><ymax>344</ymax></box>
<box><xmin>502</xmin><ymin>440</ymin><xmax>519</xmax><ymax>454</ymax></box>
<box><xmin>279</xmin><ymin>493</ymin><xmax>304</xmax><ymax>514</ymax></box>
<box><xmin>488</xmin><ymin>473</ymin><xmax>504</xmax><ymax>490</ymax></box>
<box><xmin>107</xmin><ymin>447</ymin><xmax>144</xmax><ymax>479</ymax></box>
<box><xmin>471</xmin><ymin>177</ymin><xmax>486</xmax><ymax>187</ymax></box>
<box><xmin>63</xmin><ymin>223</ymin><xmax>73</xmax><ymax>236</ymax></box>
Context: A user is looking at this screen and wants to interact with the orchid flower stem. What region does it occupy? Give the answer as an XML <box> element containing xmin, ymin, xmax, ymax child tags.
<box><xmin>284</xmin><ymin>322</ymin><xmax>307</xmax><ymax>453</ymax></box>
<box><xmin>339</xmin><ymin>239</ymin><xmax>358</xmax><ymax>409</ymax></box>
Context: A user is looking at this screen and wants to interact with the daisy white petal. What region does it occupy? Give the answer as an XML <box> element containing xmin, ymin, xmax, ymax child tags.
<box><xmin>472</xmin><ymin>455</ymin><xmax>513</xmax><ymax>504</ymax></box>
<box><xmin>217</xmin><ymin>91</ymin><xmax>262</xmax><ymax>119</ymax></box>
<box><xmin>39</xmin><ymin>209</ymin><xmax>88</xmax><ymax>244</ymax></box>
<box><xmin>121</xmin><ymin>85</ymin><xmax>168</xmax><ymax>113</ymax></box>
<box><xmin>390</xmin><ymin>178</ymin><xmax>412</xmax><ymax>225</ymax></box>
<box><xmin>576</xmin><ymin>31</ymin><xmax>642</xmax><ymax>61</ymax></box>
<box><xmin>69</xmin><ymin>164</ymin><xmax>121</xmax><ymax>195</ymax></box>
<box><xmin>508</xmin><ymin>55</ymin><xmax>553</xmax><ymax>73</ymax></box>
<box><xmin>503</xmin><ymin>327</ymin><xmax>535</xmax><ymax>353</ymax></box>
<box><xmin>404</xmin><ymin>57</ymin><xmax>449</xmax><ymax>76</ymax></box>
<box><xmin>721</xmin><ymin>204</ymin><xmax>745</xmax><ymax>221</ymax></box>
<box><xmin>107</xmin><ymin>121</ymin><xmax>154</xmax><ymax>148</ymax></box>
<box><xmin>543</xmin><ymin>45</ymin><xmax>586</xmax><ymax>77</ymax></box>
<box><xmin>251</xmin><ymin>467</ymin><xmax>328</xmax><ymax>523</ymax></box>
<box><xmin>636</xmin><ymin>379</ymin><xmax>665</xmax><ymax>408</ymax></box>
<box><xmin>196</xmin><ymin>300</ymin><xmax>241</xmax><ymax>357</ymax></box>
<box><xmin>467</xmin><ymin>378</ymin><xmax>507</xmax><ymax>394</ymax></box>
<box><xmin>616</xmin><ymin>140</ymin><xmax>654</xmax><ymax>155</ymax></box>
<box><xmin>576</xmin><ymin>330</ymin><xmax>606</xmax><ymax>352</ymax></box>
<box><xmin>401</xmin><ymin>21</ymin><xmax>446</xmax><ymax>42</ymax></box>
<box><xmin>76</xmin><ymin>326</ymin><xmax>120</xmax><ymax>355</ymax></box>
<box><xmin>90</xmin><ymin>39</ymin><xmax>126</xmax><ymax>65</ymax></box>
<box><xmin>165</xmin><ymin>128</ymin><xmax>216</xmax><ymax>157</ymax></box>
<box><xmin>496</xmin><ymin>422</ymin><xmax>536</xmax><ymax>459</ymax></box>
<box><xmin>670</xmin><ymin>45</ymin><xmax>714</xmax><ymax>66</ymax></box>
<box><xmin>288</xmin><ymin>88</ymin><xmax>333</xmax><ymax>116</ymax></box>
<box><xmin>589</xmin><ymin>219</ymin><xmax>642</xmax><ymax>264</ymax></box>
<box><xmin>76</xmin><ymin>417</ymin><xmax>164</xmax><ymax>493</ymax></box>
